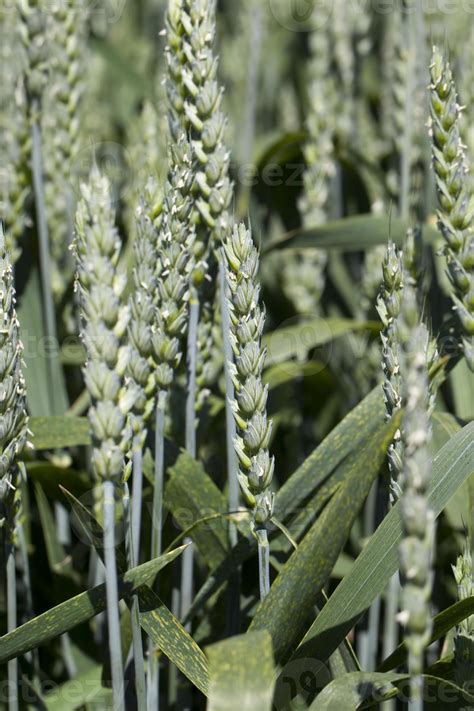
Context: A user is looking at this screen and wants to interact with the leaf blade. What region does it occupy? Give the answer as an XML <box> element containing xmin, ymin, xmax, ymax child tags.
<box><xmin>207</xmin><ymin>632</ymin><xmax>275</xmax><ymax>711</ymax></box>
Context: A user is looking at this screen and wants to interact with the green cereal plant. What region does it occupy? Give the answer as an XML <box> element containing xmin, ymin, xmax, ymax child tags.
<box><xmin>126</xmin><ymin>180</ymin><xmax>166</xmax><ymax>711</ymax></box>
<box><xmin>74</xmin><ymin>168</ymin><xmax>136</xmax><ymax>711</ymax></box>
<box><xmin>146</xmin><ymin>136</ymin><xmax>196</xmax><ymax>709</ymax></box>
<box><xmin>452</xmin><ymin>543</ymin><xmax>474</xmax><ymax>695</ymax></box>
<box><xmin>43</xmin><ymin>0</ymin><xmax>88</xmax><ymax>300</ymax></box>
<box><xmin>429</xmin><ymin>46</ymin><xmax>474</xmax><ymax>371</ymax></box>
<box><xmin>128</xmin><ymin>178</ymin><xmax>164</xmax><ymax>560</ymax></box>
<box><xmin>0</xmin><ymin>8</ymin><xmax>30</xmax><ymax>261</ymax></box>
<box><xmin>377</xmin><ymin>241</ymin><xmax>405</xmax><ymax>501</ymax></box>
<box><xmin>149</xmin><ymin>136</ymin><xmax>195</xmax><ymax>559</ymax></box>
<box><xmin>165</xmin><ymin>0</ymin><xmax>233</xmax><ymax>423</ymax></box>
<box><xmin>0</xmin><ymin>227</ymin><xmax>29</xmax><ymax>711</ymax></box>
<box><xmin>398</xmin><ymin>285</ymin><xmax>434</xmax><ymax>710</ymax></box>
<box><xmin>223</xmin><ymin>222</ymin><xmax>274</xmax><ymax>599</ymax></box>
<box><xmin>165</xmin><ymin>0</ymin><xmax>232</xmax><ymax>262</ymax></box>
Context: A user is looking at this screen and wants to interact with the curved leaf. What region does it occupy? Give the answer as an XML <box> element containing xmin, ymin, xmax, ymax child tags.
<box><xmin>274</xmin><ymin>386</ymin><xmax>385</xmax><ymax>520</ymax></box>
<box><xmin>165</xmin><ymin>452</ymin><xmax>229</xmax><ymax>569</ymax></box>
<box><xmin>310</xmin><ymin>671</ymin><xmax>474</xmax><ymax>710</ymax></box>
<box><xmin>290</xmin><ymin>423</ymin><xmax>474</xmax><ymax>666</ymax></box>
<box><xmin>206</xmin><ymin>632</ymin><xmax>275</xmax><ymax>711</ymax></box>
<box><xmin>62</xmin><ymin>487</ymin><xmax>210</xmax><ymax>695</ymax></box>
<box><xmin>0</xmin><ymin>548</ymin><xmax>186</xmax><ymax>664</ymax></box>
<box><xmin>184</xmin><ymin>387</ymin><xmax>387</xmax><ymax>623</ymax></box>
<box><xmin>249</xmin><ymin>415</ymin><xmax>400</xmax><ymax>661</ymax></box>
<box><xmin>263</xmin><ymin>215</ymin><xmax>439</xmax><ymax>253</ymax></box>
<box><xmin>263</xmin><ymin>318</ymin><xmax>379</xmax><ymax>367</ymax></box>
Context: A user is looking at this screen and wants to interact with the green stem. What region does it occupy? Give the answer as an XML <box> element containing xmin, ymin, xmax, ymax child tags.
<box><xmin>103</xmin><ymin>480</ymin><xmax>125</xmax><ymax>711</ymax></box>
<box><xmin>131</xmin><ymin>447</ymin><xmax>144</xmax><ymax>565</ymax></box>
<box><xmin>151</xmin><ymin>391</ymin><xmax>168</xmax><ymax>562</ymax></box>
<box><xmin>185</xmin><ymin>296</ymin><xmax>199</xmax><ymax>458</ymax></box>
<box><xmin>410</xmin><ymin>675</ymin><xmax>423</xmax><ymax>711</ymax></box>
<box><xmin>123</xmin><ymin>481</ymin><xmax>147</xmax><ymax>711</ymax></box>
<box><xmin>148</xmin><ymin>390</ymin><xmax>168</xmax><ymax>711</ymax></box>
<box><xmin>358</xmin><ymin>480</ymin><xmax>380</xmax><ymax>671</ymax></box>
<box><xmin>6</xmin><ymin>522</ymin><xmax>18</xmax><ymax>711</ymax></box>
<box><xmin>181</xmin><ymin>296</ymin><xmax>199</xmax><ymax>625</ymax></box>
<box><xmin>258</xmin><ymin>531</ymin><xmax>270</xmax><ymax>600</ymax></box>
<box><xmin>399</xmin><ymin>17</ymin><xmax>416</xmax><ymax>223</ymax></box>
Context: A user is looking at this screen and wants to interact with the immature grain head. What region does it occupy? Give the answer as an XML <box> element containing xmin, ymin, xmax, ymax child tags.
<box><xmin>0</xmin><ymin>8</ymin><xmax>31</xmax><ymax>259</ymax></box>
<box><xmin>43</xmin><ymin>0</ymin><xmax>88</xmax><ymax>298</ymax></box>
<box><xmin>151</xmin><ymin>135</ymin><xmax>196</xmax><ymax>392</ymax></box>
<box><xmin>0</xmin><ymin>227</ymin><xmax>29</xmax><ymax>529</ymax></box>
<box><xmin>377</xmin><ymin>240</ymin><xmax>404</xmax><ymax>496</ymax></box>
<box><xmin>429</xmin><ymin>46</ymin><xmax>474</xmax><ymax>370</ymax></box>
<box><xmin>223</xmin><ymin>223</ymin><xmax>274</xmax><ymax>542</ymax></box>
<box><xmin>452</xmin><ymin>543</ymin><xmax>474</xmax><ymax>690</ymax></box>
<box><xmin>397</xmin><ymin>285</ymin><xmax>434</xmax><ymax>688</ymax></box>
<box><xmin>127</xmin><ymin>179</ymin><xmax>165</xmax><ymax>444</ymax></box>
<box><xmin>74</xmin><ymin>168</ymin><xmax>136</xmax><ymax>481</ymax></box>
<box><xmin>17</xmin><ymin>0</ymin><xmax>50</xmax><ymax>116</ymax></box>
<box><xmin>165</xmin><ymin>0</ymin><xmax>232</xmax><ymax>263</ymax></box>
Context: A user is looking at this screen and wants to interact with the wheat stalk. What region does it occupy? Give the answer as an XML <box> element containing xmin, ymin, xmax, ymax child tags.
<box><xmin>0</xmin><ymin>226</ymin><xmax>29</xmax><ymax>711</ymax></box>
<box><xmin>377</xmin><ymin>241</ymin><xmax>405</xmax><ymax>500</ymax></box>
<box><xmin>397</xmin><ymin>285</ymin><xmax>434</xmax><ymax>710</ymax></box>
<box><xmin>146</xmin><ymin>135</ymin><xmax>196</xmax><ymax>709</ymax></box>
<box><xmin>43</xmin><ymin>0</ymin><xmax>88</xmax><ymax>301</ymax></box>
<box><xmin>0</xmin><ymin>7</ymin><xmax>30</xmax><ymax>261</ymax></box>
<box><xmin>223</xmin><ymin>222</ymin><xmax>274</xmax><ymax>599</ymax></box>
<box><xmin>73</xmin><ymin>168</ymin><xmax>137</xmax><ymax>711</ymax></box>
<box><xmin>165</xmin><ymin>0</ymin><xmax>233</xmax><ymax>422</ymax></box>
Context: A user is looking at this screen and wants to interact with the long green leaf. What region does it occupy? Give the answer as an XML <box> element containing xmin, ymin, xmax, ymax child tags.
<box><xmin>62</xmin><ymin>487</ymin><xmax>210</xmax><ymax>695</ymax></box>
<box><xmin>263</xmin><ymin>215</ymin><xmax>439</xmax><ymax>253</ymax></box>
<box><xmin>183</xmin><ymin>387</ymin><xmax>387</xmax><ymax>623</ymax></box>
<box><xmin>207</xmin><ymin>632</ymin><xmax>275</xmax><ymax>711</ymax></box>
<box><xmin>379</xmin><ymin>596</ymin><xmax>474</xmax><ymax>672</ymax></box>
<box><xmin>263</xmin><ymin>318</ymin><xmax>378</xmax><ymax>367</ymax></box>
<box><xmin>165</xmin><ymin>452</ymin><xmax>229</xmax><ymax>568</ymax></box>
<box><xmin>249</xmin><ymin>415</ymin><xmax>400</xmax><ymax>661</ymax></box>
<box><xmin>27</xmin><ymin>462</ymin><xmax>90</xmax><ymax>499</ymax></box>
<box><xmin>18</xmin><ymin>268</ymin><xmax>69</xmax><ymax>415</ymax></box>
<box><xmin>291</xmin><ymin>422</ymin><xmax>474</xmax><ymax>665</ymax></box>
<box><xmin>0</xmin><ymin>548</ymin><xmax>185</xmax><ymax>664</ymax></box>
<box><xmin>34</xmin><ymin>483</ymin><xmax>74</xmax><ymax>578</ymax></box>
<box><xmin>310</xmin><ymin>671</ymin><xmax>474</xmax><ymax>709</ymax></box>
<box><xmin>274</xmin><ymin>385</ymin><xmax>385</xmax><ymax>520</ymax></box>
<box><xmin>29</xmin><ymin>416</ymin><xmax>91</xmax><ymax>450</ymax></box>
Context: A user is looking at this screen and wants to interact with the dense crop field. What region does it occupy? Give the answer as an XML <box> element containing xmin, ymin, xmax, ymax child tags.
<box><xmin>0</xmin><ymin>1</ymin><xmax>473</xmax><ymax>709</ymax></box>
